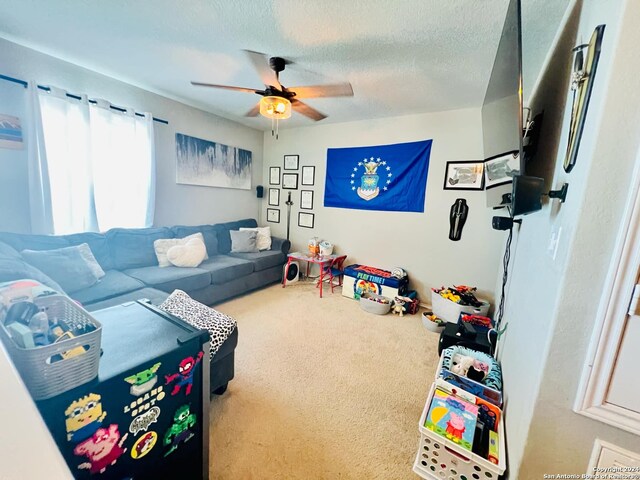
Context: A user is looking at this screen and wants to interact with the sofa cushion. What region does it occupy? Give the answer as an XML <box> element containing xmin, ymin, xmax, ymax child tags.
<box><xmin>167</xmin><ymin>238</ymin><xmax>207</xmax><ymax>268</ymax></box>
<box><xmin>0</xmin><ymin>232</ymin><xmax>70</xmax><ymax>252</ymax></box>
<box><xmin>198</xmin><ymin>256</ymin><xmax>254</xmax><ymax>284</ymax></box>
<box><xmin>230</xmin><ymin>230</ymin><xmax>258</xmax><ymax>253</ymax></box>
<box><xmin>171</xmin><ymin>225</ymin><xmax>219</xmax><ymax>256</ymax></box>
<box><xmin>72</xmin><ymin>270</ymin><xmax>145</xmax><ymax>305</ymax></box>
<box><xmin>216</xmin><ymin>219</ymin><xmax>258</xmax><ymax>254</ymax></box>
<box><xmin>124</xmin><ymin>265</ymin><xmax>211</xmax><ymax>293</ymax></box>
<box><xmin>229</xmin><ymin>250</ymin><xmax>286</xmax><ymax>272</ymax></box>
<box><xmin>0</xmin><ymin>255</ymin><xmax>64</xmax><ymax>293</ymax></box>
<box><xmin>154</xmin><ymin>233</ymin><xmax>208</xmax><ymax>267</ymax></box>
<box><xmin>83</xmin><ymin>287</ymin><xmax>169</xmax><ymax>312</ymax></box>
<box><xmin>107</xmin><ymin>227</ymin><xmax>174</xmax><ymax>270</ymax></box>
<box><xmin>0</xmin><ymin>240</ymin><xmax>21</xmax><ymax>260</ymax></box>
<box><xmin>21</xmin><ymin>245</ymin><xmax>101</xmax><ymax>294</ymax></box>
<box><xmin>64</xmin><ymin>232</ymin><xmax>114</xmax><ymax>271</ymax></box>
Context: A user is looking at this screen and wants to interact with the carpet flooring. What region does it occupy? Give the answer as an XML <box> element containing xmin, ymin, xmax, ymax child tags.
<box><xmin>209</xmin><ymin>282</ymin><xmax>440</xmax><ymax>479</ymax></box>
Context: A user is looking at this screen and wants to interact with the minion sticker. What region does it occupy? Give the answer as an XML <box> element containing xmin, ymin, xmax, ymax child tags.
<box><xmin>65</xmin><ymin>393</ymin><xmax>107</xmax><ymax>443</ymax></box>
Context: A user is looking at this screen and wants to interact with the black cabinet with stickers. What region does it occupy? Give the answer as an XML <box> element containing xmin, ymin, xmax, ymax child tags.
<box><xmin>36</xmin><ymin>300</ymin><xmax>210</xmax><ymax>479</ymax></box>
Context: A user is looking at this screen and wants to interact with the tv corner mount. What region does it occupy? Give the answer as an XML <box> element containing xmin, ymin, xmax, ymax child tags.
<box><xmin>545</xmin><ymin>182</ymin><xmax>569</xmax><ymax>203</ymax></box>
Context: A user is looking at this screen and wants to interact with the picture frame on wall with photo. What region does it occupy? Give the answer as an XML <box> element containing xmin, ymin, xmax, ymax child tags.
<box><xmin>484</xmin><ymin>151</ymin><xmax>520</xmax><ymax>189</ymax></box>
<box><xmin>268</xmin><ymin>188</ymin><xmax>280</xmax><ymax>206</ymax></box>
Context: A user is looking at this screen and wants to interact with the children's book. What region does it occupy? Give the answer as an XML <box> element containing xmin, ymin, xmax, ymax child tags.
<box><xmin>424</xmin><ymin>388</ymin><xmax>478</xmax><ymax>451</ymax></box>
<box><xmin>438</xmin><ymin>368</ymin><xmax>503</xmax><ymax>407</ymax></box>
<box><xmin>435</xmin><ymin>377</ymin><xmax>502</xmax><ymax>432</ymax></box>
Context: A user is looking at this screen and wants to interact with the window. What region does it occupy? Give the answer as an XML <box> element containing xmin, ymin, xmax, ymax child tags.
<box><xmin>35</xmin><ymin>87</ymin><xmax>155</xmax><ymax>234</ymax></box>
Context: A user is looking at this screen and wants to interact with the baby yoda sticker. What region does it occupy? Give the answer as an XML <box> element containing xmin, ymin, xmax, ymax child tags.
<box><xmin>129</xmin><ymin>406</ymin><xmax>161</xmax><ymax>435</ymax></box>
<box><xmin>163</xmin><ymin>404</ymin><xmax>196</xmax><ymax>457</ymax></box>
<box><xmin>123</xmin><ymin>386</ymin><xmax>166</xmax><ymax>417</ymax></box>
<box><xmin>65</xmin><ymin>393</ymin><xmax>107</xmax><ymax>443</ymax></box>
<box><xmin>74</xmin><ymin>424</ymin><xmax>128</xmax><ymax>475</ymax></box>
<box><xmin>131</xmin><ymin>431</ymin><xmax>158</xmax><ymax>460</ymax></box>
<box><xmin>165</xmin><ymin>352</ymin><xmax>203</xmax><ymax>396</ymax></box>
<box><xmin>124</xmin><ymin>362</ymin><xmax>161</xmax><ymax>397</ymax></box>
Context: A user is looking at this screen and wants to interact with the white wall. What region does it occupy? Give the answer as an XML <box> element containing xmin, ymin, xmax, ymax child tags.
<box><xmin>262</xmin><ymin>109</ymin><xmax>504</xmax><ymax>302</ymax></box>
<box><xmin>497</xmin><ymin>0</ymin><xmax>640</xmax><ymax>477</ymax></box>
<box><xmin>0</xmin><ymin>38</ymin><xmax>263</xmax><ymax>232</ymax></box>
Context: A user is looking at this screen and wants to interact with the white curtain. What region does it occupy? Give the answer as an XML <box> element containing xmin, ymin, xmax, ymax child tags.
<box><xmin>28</xmin><ymin>85</ymin><xmax>155</xmax><ymax>234</ymax></box>
<box><xmin>90</xmin><ymin>100</ymin><xmax>155</xmax><ymax>231</ymax></box>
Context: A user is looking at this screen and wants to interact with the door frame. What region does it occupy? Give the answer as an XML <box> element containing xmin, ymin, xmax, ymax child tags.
<box><xmin>574</xmin><ymin>145</ymin><xmax>640</xmax><ymax>435</ymax></box>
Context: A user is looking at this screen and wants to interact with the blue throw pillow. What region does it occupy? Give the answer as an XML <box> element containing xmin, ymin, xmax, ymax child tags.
<box><xmin>21</xmin><ymin>245</ymin><xmax>102</xmax><ymax>294</ymax></box>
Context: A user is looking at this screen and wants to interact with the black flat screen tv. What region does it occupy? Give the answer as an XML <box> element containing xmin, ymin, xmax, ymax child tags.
<box><xmin>482</xmin><ymin>0</ymin><xmax>524</xmax><ymax>209</ymax></box>
<box><xmin>511</xmin><ymin>175</ymin><xmax>545</xmax><ymax>216</ymax></box>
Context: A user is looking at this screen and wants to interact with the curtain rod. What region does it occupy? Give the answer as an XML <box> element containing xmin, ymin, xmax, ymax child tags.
<box><xmin>0</xmin><ymin>73</ymin><xmax>169</xmax><ymax>125</ymax></box>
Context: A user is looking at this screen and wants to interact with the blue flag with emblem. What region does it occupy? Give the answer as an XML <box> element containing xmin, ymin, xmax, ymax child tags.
<box><xmin>324</xmin><ymin>140</ymin><xmax>432</xmax><ymax>212</ymax></box>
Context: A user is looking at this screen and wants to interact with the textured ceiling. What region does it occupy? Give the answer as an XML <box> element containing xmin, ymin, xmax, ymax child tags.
<box><xmin>0</xmin><ymin>0</ymin><xmax>570</xmax><ymax>129</ymax></box>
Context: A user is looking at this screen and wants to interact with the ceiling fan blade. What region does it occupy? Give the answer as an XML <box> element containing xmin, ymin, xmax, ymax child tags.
<box><xmin>245</xmin><ymin>103</ymin><xmax>261</xmax><ymax>117</ymax></box>
<box><xmin>288</xmin><ymin>83</ymin><xmax>353</xmax><ymax>99</ymax></box>
<box><xmin>244</xmin><ymin>50</ymin><xmax>282</xmax><ymax>90</ymax></box>
<box><xmin>191</xmin><ymin>81</ymin><xmax>263</xmax><ymax>94</ymax></box>
<box><xmin>292</xmin><ymin>100</ymin><xmax>327</xmax><ymax>121</ymax></box>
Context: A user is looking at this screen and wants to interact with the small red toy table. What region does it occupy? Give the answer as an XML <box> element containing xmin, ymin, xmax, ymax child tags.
<box><xmin>282</xmin><ymin>252</ymin><xmax>339</xmax><ymax>298</ymax></box>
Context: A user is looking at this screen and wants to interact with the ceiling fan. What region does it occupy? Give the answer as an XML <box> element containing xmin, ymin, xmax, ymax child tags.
<box><xmin>191</xmin><ymin>50</ymin><xmax>353</xmax><ymax>122</ymax></box>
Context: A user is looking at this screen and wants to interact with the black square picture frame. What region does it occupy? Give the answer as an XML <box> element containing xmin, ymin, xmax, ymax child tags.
<box><xmin>267</xmin><ymin>208</ymin><xmax>280</xmax><ymax>223</ymax></box>
<box><xmin>282</xmin><ymin>173</ymin><xmax>299</xmax><ymax>190</ymax></box>
<box><xmin>284</xmin><ymin>155</ymin><xmax>299</xmax><ymax>170</ymax></box>
<box><xmin>298</xmin><ymin>212</ymin><xmax>315</xmax><ymax>229</ymax></box>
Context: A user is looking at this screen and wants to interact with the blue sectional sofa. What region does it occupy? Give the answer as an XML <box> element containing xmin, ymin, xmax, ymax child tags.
<box><xmin>0</xmin><ymin>218</ymin><xmax>290</xmax><ymax>311</ymax></box>
<box><xmin>0</xmin><ymin>218</ymin><xmax>290</xmax><ymax>395</ymax></box>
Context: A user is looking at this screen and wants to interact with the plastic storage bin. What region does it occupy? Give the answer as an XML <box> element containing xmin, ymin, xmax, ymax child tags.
<box><xmin>0</xmin><ymin>293</ymin><xmax>102</xmax><ymax>400</ymax></box>
<box><xmin>359</xmin><ymin>294</ymin><xmax>392</xmax><ymax>315</ymax></box>
<box><xmin>431</xmin><ymin>290</ymin><xmax>489</xmax><ymax>324</ymax></box>
<box><xmin>413</xmin><ymin>383</ymin><xmax>506</xmax><ymax>480</ymax></box>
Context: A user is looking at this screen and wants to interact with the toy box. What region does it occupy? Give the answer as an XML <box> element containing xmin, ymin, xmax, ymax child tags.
<box><xmin>431</xmin><ymin>290</ymin><xmax>489</xmax><ymax>323</ymax></box>
<box><xmin>341</xmin><ymin>264</ymin><xmax>408</xmax><ymax>300</ymax></box>
<box><xmin>436</xmin><ymin>345</ymin><xmax>503</xmax><ymax>407</ymax></box>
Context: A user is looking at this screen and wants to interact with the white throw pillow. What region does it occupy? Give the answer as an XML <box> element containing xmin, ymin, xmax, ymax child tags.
<box><xmin>239</xmin><ymin>226</ymin><xmax>272</xmax><ymax>251</ymax></box>
<box><xmin>166</xmin><ymin>238</ymin><xmax>207</xmax><ymax>268</ymax></box>
<box><xmin>154</xmin><ymin>233</ymin><xmax>208</xmax><ymax>267</ymax></box>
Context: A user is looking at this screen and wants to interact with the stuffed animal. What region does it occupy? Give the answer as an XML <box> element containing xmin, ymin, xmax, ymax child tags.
<box><xmin>451</xmin><ymin>354</ymin><xmax>490</xmax><ymax>382</ymax></box>
<box><xmin>450</xmin><ymin>355</ymin><xmax>475</xmax><ymax>376</ymax></box>
<box><xmin>391</xmin><ymin>297</ymin><xmax>407</xmax><ymax>316</ymax></box>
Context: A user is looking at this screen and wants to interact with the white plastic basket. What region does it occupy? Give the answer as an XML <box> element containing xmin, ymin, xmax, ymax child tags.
<box><xmin>413</xmin><ymin>383</ymin><xmax>506</xmax><ymax>480</ymax></box>
<box><xmin>431</xmin><ymin>291</ymin><xmax>489</xmax><ymax>324</ymax></box>
<box><xmin>0</xmin><ymin>292</ymin><xmax>101</xmax><ymax>400</ymax></box>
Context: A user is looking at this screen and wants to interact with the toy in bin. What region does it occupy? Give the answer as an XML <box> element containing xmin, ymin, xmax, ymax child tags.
<box><xmin>431</xmin><ymin>284</ymin><xmax>490</xmax><ymax>323</ymax></box>
<box><xmin>0</xmin><ymin>280</ymin><xmax>102</xmax><ymax>400</ymax></box>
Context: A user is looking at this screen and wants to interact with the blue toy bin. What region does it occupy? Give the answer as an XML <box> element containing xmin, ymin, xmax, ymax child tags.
<box><xmin>435</xmin><ymin>346</ymin><xmax>503</xmax><ymax>407</ymax></box>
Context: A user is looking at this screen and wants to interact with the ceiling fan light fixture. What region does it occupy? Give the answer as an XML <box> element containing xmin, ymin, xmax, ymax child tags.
<box><xmin>260</xmin><ymin>96</ymin><xmax>291</xmax><ymax>119</ymax></box>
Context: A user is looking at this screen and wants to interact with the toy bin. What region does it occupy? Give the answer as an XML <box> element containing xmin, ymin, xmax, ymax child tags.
<box><xmin>436</xmin><ymin>346</ymin><xmax>503</xmax><ymax>407</ymax></box>
<box><xmin>0</xmin><ymin>293</ymin><xmax>102</xmax><ymax>400</ymax></box>
<box><xmin>359</xmin><ymin>294</ymin><xmax>392</xmax><ymax>315</ymax></box>
<box><xmin>413</xmin><ymin>383</ymin><xmax>506</xmax><ymax>480</ymax></box>
<box><xmin>431</xmin><ymin>290</ymin><xmax>489</xmax><ymax>324</ymax></box>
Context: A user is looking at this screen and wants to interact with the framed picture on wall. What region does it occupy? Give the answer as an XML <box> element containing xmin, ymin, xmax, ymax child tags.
<box><xmin>484</xmin><ymin>151</ymin><xmax>520</xmax><ymax>189</ymax></box>
<box><xmin>443</xmin><ymin>161</ymin><xmax>485</xmax><ymax>191</ymax></box>
<box><xmin>301</xmin><ymin>166</ymin><xmax>315</xmax><ymax>186</ymax></box>
<box><xmin>267</xmin><ymin>208</ymin><xmax>280</xmax><ymax>223</ymax></box>
<box><xmin>282</xmin><ymin>173</ymin><xmax>298</xmax><ymax>190</ymax></box>
<box><xmin>268</xmin><ymin>188</ymin><xmax>280</xmax><ymax>206</ymax></box>
<box><xmin>298</xmin><ymin>212</ymin><xmax>315</xmax><ymax>229</ymax></box>
<box><xmin>284</xmin><ymin>155</ymin><xmax>299</xmax><ymax>170</ymax></box>
<box><xmin>300</xmin><ymin>190</ymin><xmax>314</xmax><ymax>210</ymax></box>
<box><xmin>269</xmin><ymin>166</ymin><xmax>281</xmax><ymax>185</ymax></box>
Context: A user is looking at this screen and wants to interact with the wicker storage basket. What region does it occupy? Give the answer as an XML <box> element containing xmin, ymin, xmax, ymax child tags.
<box><xmin>0</xmin><ymin>294</ymin><xmax>101</xmax><ymax>400</ymax></box>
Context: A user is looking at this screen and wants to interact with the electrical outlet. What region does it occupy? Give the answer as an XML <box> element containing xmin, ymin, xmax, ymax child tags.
<box><xmin>548</xmin><ymin>227</ymin><xmax>562</xmax><ymax>260</ymax></box>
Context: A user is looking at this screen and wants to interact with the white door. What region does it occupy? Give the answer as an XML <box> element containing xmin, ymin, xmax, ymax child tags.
<box><xmin>606</xmin><ymin>281</ymin><xmax>640</xmax><ymax>412</ymax></box>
